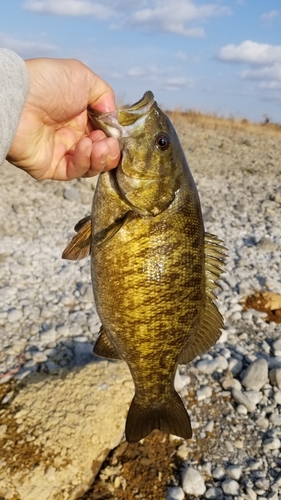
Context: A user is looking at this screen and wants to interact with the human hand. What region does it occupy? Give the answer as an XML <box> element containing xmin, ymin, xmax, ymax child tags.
<box><xmin>6</xmin><ymin>58</ymin><xmax>121</xmax><ymax>180</ymax></box>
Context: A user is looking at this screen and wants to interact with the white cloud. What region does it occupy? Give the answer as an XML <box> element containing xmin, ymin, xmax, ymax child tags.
<box><xmin>23</xmin><ymin>0</ymin><xmax>231</xmax><ymax>37</ymax></box>
<box><xmin>218</xmin><ymin>40</ymin><xmax>281</xmax><ymax>102</ymax></box>
<box><xmin>175</xmin><ymin>51</ymin><xmax>187</xmax><ymax>61</ymax></box>
<box><xmin>130</xmin><ymin>0</ymin><xmax>231</xmax><ymax>37</ymax></box>
<box><xmin>0</xmin><ymin>33</ymin><xmax>58</xmax><ymax>58</ymax></box>
<box><xmin>127</xmin><ymin>64</ymin><xmax>171</xmax><ymax>80</ymax></box>
<box><xmin>164</xmin><ymin>76</ymin><xmax>193</xmax><ymax>91</ymax></box>
<box><xmin>261</xmin><ymin>10</ymin><xmax>279</xmax><ymax>22</ymax></box>
<box><xmin>241</xmin><ymin>65</ymin><xmax>281</xmax><ymax>82</ymax></box>
<box><xmin>23</xmin><ymin>0</ymin><xmax>113</xmax><ymax>18</ymax></box>
<box><xmin>218</xmin><ymin>40</ymin><xmax>281</xmax><ymax>66</ymax></box>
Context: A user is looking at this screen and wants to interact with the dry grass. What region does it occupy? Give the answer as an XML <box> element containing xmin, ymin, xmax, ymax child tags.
<box><xmin>166</xmin><ymin>108</ymin><xmax>281</xmax><ymax>137</ymax></box>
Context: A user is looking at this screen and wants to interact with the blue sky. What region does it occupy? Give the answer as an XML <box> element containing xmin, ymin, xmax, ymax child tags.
<box><xmin>1</xmin><ymin>1</ymin><xmax>281</xmax><ymax>123</ymax></box>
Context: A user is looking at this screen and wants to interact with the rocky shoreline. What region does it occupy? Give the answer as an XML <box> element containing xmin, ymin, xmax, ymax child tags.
<box><xmin>1</xmin><ymin>116</ymin><xmax>281</xmax><ymax>499</ymax></box>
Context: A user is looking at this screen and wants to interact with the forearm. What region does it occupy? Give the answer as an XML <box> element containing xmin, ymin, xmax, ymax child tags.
<box><xmin>0</xmin><ymin>49</ymin><xmax>29</xmax><ymax>166</ymax></box>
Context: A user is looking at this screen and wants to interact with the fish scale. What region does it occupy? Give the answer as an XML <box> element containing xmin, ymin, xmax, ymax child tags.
<box><xmin>62</xmin><ymin>91</ymin><xmax>225</xmax><ymax>443</ymax></box>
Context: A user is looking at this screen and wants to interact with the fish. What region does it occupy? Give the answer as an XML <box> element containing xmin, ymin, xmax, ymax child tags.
<box><xmin>62</xmin><ymin>91</ymin><xmax>225</xmax><ymax>443</ymax></box>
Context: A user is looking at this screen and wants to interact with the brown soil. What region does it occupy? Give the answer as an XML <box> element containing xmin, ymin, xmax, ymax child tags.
<box><xmin>243</xmin><ymin>291</ymin><xmax>281</xmax><ymax>323</ymax></box>
<box><xmin>81</xmin><ymin>431</ymin><xmax>182</xmax><ymax>500</ymax></box>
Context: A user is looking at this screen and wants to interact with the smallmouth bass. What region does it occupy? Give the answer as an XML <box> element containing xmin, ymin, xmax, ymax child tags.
<box><xmin>63</xmin><ymin>91</ymin><xmax>225</xmax><ymax>442</ymax></box>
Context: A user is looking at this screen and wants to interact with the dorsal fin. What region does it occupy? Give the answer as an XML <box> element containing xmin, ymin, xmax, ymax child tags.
<box><xmin>178</xmin><ymin>232</ymin><xmax>226</xmax><ymax>364</ymax></box>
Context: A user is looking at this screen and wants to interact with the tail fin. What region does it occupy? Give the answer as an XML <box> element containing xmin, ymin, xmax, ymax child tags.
<box><xmin>125</xmin><ymin>392</ymin><xmax>192</xmax><ymax>443</ymax></box>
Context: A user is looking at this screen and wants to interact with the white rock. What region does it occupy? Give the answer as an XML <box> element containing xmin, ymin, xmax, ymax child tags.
<box><xmin>222</xmin><ymin>376</ymin><xmax>241</xmax><ymax>391</ymax></box>
<box><xmin>181</xmin><ymin>466</ymin><xmax>206</xmax><ymax>496</ymax></box>
<box><xmin>174</xmin><ymin>369</ymin><xmax>190</xmax><ymax>392</ymax></box>
<box><xmin>232</xmin><ymin>389</ymin><xmax>256</xmax><ymax>412</ymax></box>
<box><xmin>196</xmin><ymin>358</ymin><xmax>218</xmax><ymax>374</ymax></box>
<box><xmin>205</xmin><ymin>487</ymin><xmax>223</xmax><ymax>499</ymax></box>
<box><xmin>0</xmin><ymin>361</ymin><xmax>134</xmax><ymax>500</ymax></box>
<box><xmin>274</xmin><ymin>390</ymin><xmax>281</xmax><ymax>404</ymax></box>
<box><xmin>270</xmin><ymin>368</ymin><xmax>281</xmax><ymax>389</ymax></box>
<box><xmin>242</xmin><ymin>359</ymin><xmax>268</xmax><ymax>391</ymax></box>
<box><xmin>216</xmin><ymin>355</ymin><xmax>228</xmax><ymax>371</ymax></box>
<box><xmin>166</xmin><ymin>486</ymin><xmax>185</xmax><ymax>500</ymax></box>
<box><xmin>228</xmin><ymin>357</ymin><xmax>243</xmax><ymax>376</ymax></box>
<box><xmin>226</xmin><ymin>464</ymin><xmax>242</xmax><ymax>480</ymax></box>
<box><xmin>221</xmin><ymin>478</ymin><xmax>240</xmax><ymax>496</ymax></box>
<box><xmin>40</xmin><ymin>329</ymin><xmax>57</xmax><ymax>344</ymax></box>
<box><xmin>63</xmin><ymin>187</ymin><xmax>81</xmax><ymax>202</ymax></box>
<box><xmin>196</xmin><ymin>386</ymin><xmax>212</xmax><ymax>401</ymax></box>
<box><xmin>263</xmin><ymin>437</ymin><xmax>281</xmax><ymax>452</ymax></box>
<box><xmin>212</xmin><ymin>466</ymin><xmax>225</xmax><ymax>480</ymax></box>
<box><xmin>7</xmin><ymin>308</ymin><xmax>23</xmax><ymax>322</ymax></box>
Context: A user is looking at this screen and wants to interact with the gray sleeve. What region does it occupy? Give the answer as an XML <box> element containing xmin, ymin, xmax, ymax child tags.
<box><xmin>0</xmin><ymin>49</ymin><xmax>29</xmax><ymax>166</ymax></box>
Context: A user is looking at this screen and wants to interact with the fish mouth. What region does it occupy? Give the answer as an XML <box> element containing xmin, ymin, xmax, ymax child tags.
<box><xmin>88</xmin><ymin>91</ymin><xmax>155</xmax><ymax>142</ymax></box>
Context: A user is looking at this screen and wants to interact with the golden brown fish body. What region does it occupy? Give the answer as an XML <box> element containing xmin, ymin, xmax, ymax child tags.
<box><xmin>63</xmin><ymin>91</ymin><xmax>225</xmax><ymax>442</ymax></box>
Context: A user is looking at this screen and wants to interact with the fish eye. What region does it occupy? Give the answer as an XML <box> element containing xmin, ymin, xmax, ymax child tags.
<box><xmin>155</xmin><ymin>133</ymin><xmax>170</xmax><ymax>151</ymax></box>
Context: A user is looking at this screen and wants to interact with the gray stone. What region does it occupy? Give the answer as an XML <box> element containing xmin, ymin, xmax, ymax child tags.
<box><xmin>63</xmin><ymin>187</ymin><xmax>81</xmax><ymax>202</ymax></box>
<box><xmin>166</xmin><ymin>486</ymin><xmax>185</xmax><ymax>500</ymax></box>
<box><xmin>221</xmin><ymin>478</ymin><xmax>240</xmax><ymax>496</ymax></box>
<box><xmin>263</xmin><ymin>437</ymin><xmax>281</xmax><ymax>452</ymax></box>
<box><xmin>40</xmin><ymin>329</ymin><xmax>57</xmax><ymax>344</ymax></box>
<box><xmin>226</xmin><ymin>465</ymin><xmax>242</xmax><ymax>480</ymax></box>
<box><xmin>212</xmin><ymin>466</ymin><xmax>225</xmax><ymax>480</ymax></box>
<box><xmin>7</xmin><ymin>308</ymin><xmax>23</xmax><ymax>322</ymax></box>
<box><xmin>242</xmin><ymin>359</ymin><xmax>268</xmax><ymax>390</ymax></box>
<box><xmin>196</xmin><ymin>358</ymin><xmax>218</xmax><ymax>374</ymax></box>
<box><xmin>232</xmin><ymin>389</ymin><xmax>256</xmax><ymax>412</ymax></box>
<box><xmin>181</xmin><ymin>466</ymin><xmax>206</xmax><ymax>496</ymax></box>
<box><xmin>196</xmin><ymin>386</ymin><xmax>212</xmax><ymax>401</ymax></box>
<box><xmin>270</xmin><ymin>368</ymin><xmax>281</xmax><ymax>389</ymax></box>
<box><xmin>205</xmin><ymin>487</ymin><xmax>223</xmax><ymax>499</ymax></box>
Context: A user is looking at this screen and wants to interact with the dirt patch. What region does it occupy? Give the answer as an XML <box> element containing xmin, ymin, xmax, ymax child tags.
<box><xmin>80</xmin><ymin>431</ymin><xmax>182</xmax><ymax>500</ymax></box>
<box><xmin>243</xmin><ymin>290</ymin><xmax>281</xmax><ymax>323</ymax></box>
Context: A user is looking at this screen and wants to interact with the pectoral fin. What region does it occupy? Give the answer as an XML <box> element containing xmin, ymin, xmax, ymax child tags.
<box><xmin>178</xmin><ymin>232</ymin><xmax>226</xmax><ymax>364</ymax></box>
<box><xmin>93</xmin><ymin>211</ymin><xmax>135</xmax><ymax>247</ymax></box>
<box><xmin>93</xmin><ymin>326</ymin><xmax>121</xmax><ymax>360</ymax></box>
<box><xmin>62</xmin><ymin>218</ymin><xmax>92</xmax><ymax>260</ymax></box>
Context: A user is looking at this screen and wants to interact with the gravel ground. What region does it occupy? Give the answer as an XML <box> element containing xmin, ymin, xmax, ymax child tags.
<box><xmin>1</xmin><ymin>115</ymin><xmax>281</xmax><ymax>499</ymax></box>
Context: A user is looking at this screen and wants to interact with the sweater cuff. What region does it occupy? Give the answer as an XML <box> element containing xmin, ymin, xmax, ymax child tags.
<box><xmin>0</xmin><ymin>49</ymin><xmax>29</xmax><ymax>166</ymax></box>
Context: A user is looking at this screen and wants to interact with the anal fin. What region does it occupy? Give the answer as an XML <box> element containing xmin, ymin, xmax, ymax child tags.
<box><xmin>93</xmin><ymin>326</ymin><xmax>121</xmax><ymax>360</ymax></box>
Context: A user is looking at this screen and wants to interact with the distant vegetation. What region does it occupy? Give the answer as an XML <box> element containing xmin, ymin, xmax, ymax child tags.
<box><xmin>166</xmin><ymin>108</ymin><xmax>281</xmax><ymax>137</ymax></box>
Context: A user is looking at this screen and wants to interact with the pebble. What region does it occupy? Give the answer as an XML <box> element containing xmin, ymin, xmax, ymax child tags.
<box><xmin>181</xmin><ymin>466</ymin><xmax>206</xmax><ymax>496</ymax></box>
<box><xmin>263</xmin><ymin>437</ymin><xmax>281</xmax><ymax>452</ymax></box>
<box><xmin>269</xmin><ymin>368</ymin><xmax>281</xmax><ymax>389</ymax></box>
<box><xmin>7</xmin><ymin>308</ymin><xmax>23</xmax><ymax>322</ymax></box>
<box><xmin>205</xmin><ymin>487</ymin><xmax>223</xmax><ymax>499</ymax></box>
<box><xmin>196</xmin><ymin>358</ymin><xmax>218</xmax><ymax>374</ymax></box>
<box><xmin>226</xmin><ymin>465</ymin><xmax>242</xmax><ymax>480</ymax></box>
<box><xmin>232</xmin><ymin>388</ymin><xmax>256</xmax><ymax>412</ymax></box>
<box><xmin>212</xmin><ymin>466</ymin><xmax>225</xmax><ymax>480</ymax></box>
<box><xmin>196</xmin><ymin>386</ymin><xmax>212</xmax><ymax>401</ymax></box>
<box><xmin>63</xmin><ymin>187</ymin><xmax>81</xmax><ymax>202</ymax></box>
<box><xmin>221</xmin><ymin>478</ymin><xmax>240</xmax><ymax>496</ymax></box>
<box><xmin>40</xmin><ymin>329</ymin><xmax>57</xmax><ymax>344</ymax></box>
<box><xmin>241</xmin><ymin>359</ymin><xmax>268</xmax><ymax>391</ymax></box>
<box><xmin>166</xmin><ymin>486</ymin><xmax>185</xmax><ymax>500</ymax></box>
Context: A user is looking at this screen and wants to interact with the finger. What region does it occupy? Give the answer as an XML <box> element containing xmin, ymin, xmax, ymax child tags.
<box><xmin>65</xmin><ymin>137</ymin><xmax>93</xmax><ymax>180</ymax></box>
<box><xmin>84</xmin><ymin>137</ymin><xmax>120</xmax><ymax>177</ymax></box>
<box><xmin>88</xmin><ymin>75</ymin><xmax>116</xmax><ymax>113</ymax></box>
